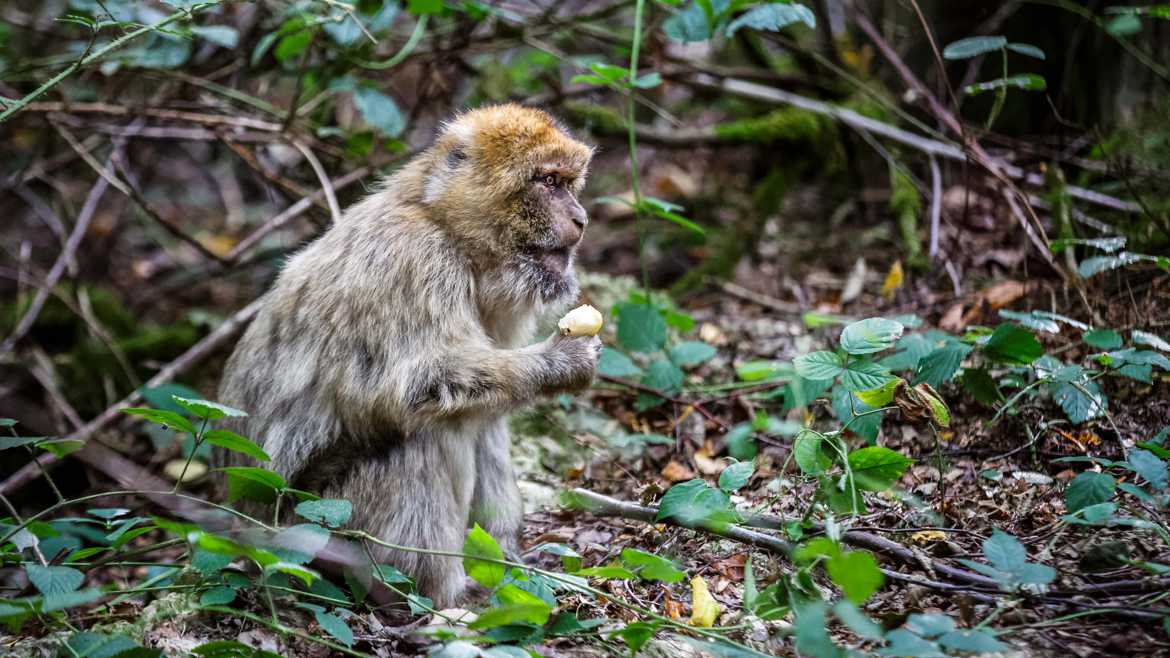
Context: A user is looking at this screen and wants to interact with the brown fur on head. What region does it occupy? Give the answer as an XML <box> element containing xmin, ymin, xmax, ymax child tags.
<box><xmin>408</xmin><ymin>104</ymin><xmax>594</xmax><ymax>302</ymax></box>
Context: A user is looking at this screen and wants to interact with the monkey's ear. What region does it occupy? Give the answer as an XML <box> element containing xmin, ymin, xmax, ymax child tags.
<box><xmin>446</xmin><ymin>146</ymin><xmax>468</xmax><ymax>168</ymax></box>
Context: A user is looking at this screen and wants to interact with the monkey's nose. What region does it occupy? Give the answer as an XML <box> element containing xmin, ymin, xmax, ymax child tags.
<box><xmin>571</xmin><ymin>205</ymin><xmax>588</xmax><ymax>228</ymax></box>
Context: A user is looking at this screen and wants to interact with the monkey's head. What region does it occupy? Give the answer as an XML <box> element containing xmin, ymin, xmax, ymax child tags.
<box><xmin>419</xmin><ymin>104</ymin><xmax>594</xmax><ymax>302</ymax></box>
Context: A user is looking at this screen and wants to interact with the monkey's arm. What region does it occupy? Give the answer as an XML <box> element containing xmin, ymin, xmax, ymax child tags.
<box><xmin>401</xmin><ymin>333</ymin><xmax>599</xmax><ymax>425</ymax></box>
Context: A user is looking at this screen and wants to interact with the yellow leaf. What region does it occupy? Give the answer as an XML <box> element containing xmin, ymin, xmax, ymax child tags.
<box><xmin>910</xmin><ymin>530</ymin><xmax>946</xmax><ymax>543</ymax></box>
<box><xmin>881</xmin><ymin>260</ymin><xmax>904</xmax><ymax>300</ymax></box>
<box><xmin>689</xmin><ymin>576</ymin><xmax>721</xmax><ymax>627</ymax></box>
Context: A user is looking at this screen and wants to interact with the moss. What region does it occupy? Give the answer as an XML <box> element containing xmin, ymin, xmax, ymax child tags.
<box><xmin>712</xmin><ymin>107</ymin><xmax>827</xmax><ymax>144</ymax></box>
<box><xmin>563</xmin><ymin>100</ymin><xmax>627</xmax><ymax>134</ymax></box>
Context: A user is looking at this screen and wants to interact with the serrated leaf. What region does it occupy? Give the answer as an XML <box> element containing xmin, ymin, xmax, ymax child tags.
<box><xmin>642</xmin><ymin>359</ymin><xmax>684</xmax><ymax>394</ymax></box>
<box><xmin>840</xmin><ymin>360</ymin><xmax>896</xmax><ymax>392</ymax></box>
<box><xmin>960</xmin><ymin>368</ymin><xmax>1003</xmax><ymax>405</ymax></box>
<box><xmin>943</xmin><ymin>35</ymin><xmax>1007</xmax><ymax>59</ymax></box>
<box><xmin>793</xmin><ymin>430</ymin><xmax>832</xmax><ymax>475</ymax></box>
<box><xmin>1052</xmin><ymin>379</ymin><xmax>1107</xmax><ymax>424</ymax></box>
<box><xmin>983</xmin><ymin>530</ymin><xmax>1027</xmax><ymax>573</ymax></box>
<box><xmin>463</xmin><ymin>524</ymin><xmax>505</xmax><ymax>589</ymax></box>
<box><xmin>670</xmin><ymin>341</ymin><xmax>716</xmax><ymax>367</ymax></box>
<box><xmin>663</xmin><ymin>1</ymin><xmax>713</xmax><ymax>42</ymax></box>
<box><xmin>826</xmin><ymin>551</ymin><xmax>883</xmax><ymax>604</ymax></box>
<box><xmin>42</xmin><ymin>588</ymin><xmax>103</xmax><ymax>613</ymax></box>
<box><xmin>725</xmin><ymin>3</ymin><xmax>815</xmax><ymax>36</ymax></box>
<box><xmin>840</xmin><ymin>318</ymin><xmax>904</xmax><ymax>355</ymax></box>
<box><xmin>354</xmin><ymin>87</ymin><xmax>405</xmax><ymax>137</ymax></box>
<box><xmin>913</xmin><ymin>344</ymin><xmax>970</xmax><ymax>388</ymax></box>
<box><xmin>656</xmin><ymin>479</ymin><xmax>738</xmax><ymax>530</ymax></box>
<box><xmin>847</xmin><ymin>446</ymin><xmax>913</xmax><ymax>491</ymax></box>
<box><xmin>1133</xmin><ymin>330</ymin><xmax>1170</xmax><ymax>352</ymax></box>
<box><xmin>314</xmin><ymin>610</ymin><xmax>353</xmax><ymax>647</ymax></box>
<box><xmin>793</xmin><ymin>351</ymin><xmax>844</xmax><ymax>381</ymax></box>
<box><xmin>982</xmin><ymin>324</ymin><xmax>1043</xmax><ymax>365</ymax></box>
<box><xmin>616</xmin><ymin>303</ymin><xmax>667</xmax><ymax>353</ymax></box>
<box><xmin>717</xmin><ymin>460</ymin><xmax>754</xmax><ymax>492</ymax></box>
<box><xmin>294</xmin><ymin>499</ymin><xmax>352</xmax><ymax>527</ymax></box>
<box><xmin>855</xmin><ymin>378</ymin><xmax>900</xmax><ymax>407</ymax></box>
<box><xmin>1127</xmin><ymin>449</ymin><xmax>1168</xmax><ymax>489</ymax></box>
<box><xmin>26</xmin><ymin>565</ymin><xmax>84</xmax><ymax>596</ymax></box>
<box><xmin>1066</xmin><ymin>472</ymin><xmax>1115</xmax><ymax>512</ymax></box>
<box><xmin>597</xmin><ymin>348</ymin><xmax>642</xmax><ymax>377</ymax></box>
<box><xmin>1083</xmin><ymin>329</ymin><xmax>1123</xmax><ymax>349</ymax></box>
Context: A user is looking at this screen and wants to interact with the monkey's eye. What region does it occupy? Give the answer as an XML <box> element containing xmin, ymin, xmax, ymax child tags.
<box><xmin>541</xmin><ymin>173</ymin><xmax>559</xmax><ymax>188</ymax></box>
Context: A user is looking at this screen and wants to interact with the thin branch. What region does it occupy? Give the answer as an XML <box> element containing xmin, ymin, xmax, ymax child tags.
<box><xmin>290</xmin><ymin>140</ymin><xmax>342</xmax><ymax>225</ymax></box>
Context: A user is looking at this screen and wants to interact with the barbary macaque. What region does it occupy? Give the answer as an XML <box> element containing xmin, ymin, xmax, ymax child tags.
<box><xmin>216</xmin><ymin>104</ymin><xmax>598</xmax><ymax>606</ymax></box>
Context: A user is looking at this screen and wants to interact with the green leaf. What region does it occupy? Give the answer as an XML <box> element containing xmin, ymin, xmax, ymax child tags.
<box><xmin>122</xmin><ymin>408</ymin><xmax>195</xmax><ymax>434</ymax></box>
<box><xmin>735</xmin><ymin>360</ymin><xmax>790</xmax><ymax>381</ymax></box>
<box><xmin>1127</xmin><ymin>449</ymin><xmax>1168</xmax><ymax>489</ymax></box>
<box><xmin>670</xmin><ymin>341</ymin><xmax>716</xmax><ymax>367</ymax></box>
<box><xmin>826</xmin><ymin>551</ymin><xmax>884</xmax><ymax>603</ymax></box>
<box><xmin>718</xmin><ymin>460</ymin><xmax>754</xmax><ymax>492</ymax></box>
<box><xmin>43</xmin><ymin>588</ymin><xmax>103</xmax><ymax>613</ymax></box>
<box><xmin>965</xmin><ymin>73</ymin><xmax>1047</xmax><ymax>95</ymax></box>
<box><xmin>597</xmin><ymin>348</ymin><xmax>642</xmax><ymax>377</ymax></box>
<box><xmin>982</xmin><ymin>324</ymin><xmax>1043</xmax><ymax>365</ymax></box>
<box><xmin>620</xmin><ymin>548</ymin><xmax>686</xmax><ymax>583</ymax></box>
<box><xmin>26</xmin><ymin>565</ymin><xmax>84</xmax><ymax>596</ymax></box>
<box><xmin>1079</xmin><ymin>251</ymin><xmax>1147</xmax><ymax>277</ymax></box>
<box><xmin>960</xmin><ymin>368</ymin><xmax>1003</xmax><ymax>405</ymax></box>
<box><xmin>190</xmin><ymin>25</ymin><xmax>239</xmax><ymax>49</ymax></box>
<box><xmin>314</xmin><ymin>610</ymin><xmax>353</xmax><ymax>647</ymax></box>
<box><xmin>199</xmin><ymin>586</ymin><xmax>237</xmax><ymax>607</ymax></box>
<box><xmin>219</xmin><ymin>467</ymin><xmax>286</xmax><ymax>503</ymax></box>
<box><xmin>913</xmin><ymin>345</ymin><xmax>970</xmax><ymax>388</ymax></box>
<box><xmin>294</xmin><ymin>499</ymin><xmax>352</xmax><ymax>527</ymax></box>
<box><xmin>1006</xmin><ymin>42</ymin><xmax>1045</xmax><ymax>59</ymax></box>
<box><xmin>588</xmin><ymin>62</ymin><xmax>629</xmax><ymax>82</ymax></box>
<box><xmin>408</xmin><ymin>0</ymin><xmax>443</xmax><ymax>15</ymax></box>
<box><xmin>574</xmin><ymin>565</ymin><xmax>637</xmax><ymax>580</ymax></box>
<box><xmin>725</xmin><ymin>3</ymin><xmax>816</xmax><ymax>36</ymax></box>
<box><xmin>611</xmin><ymin>621</ymin><xmax>661</xmax><ymax>654</ymax></box>
<box><xmin>840</xmin><ymin>360</ymin><xmax>896</xmax><ymax>392</ymax></box>
<box><xmin>63</xmin><ymin>632</ymin><xmax>155</xmax><ymax>658</ymax></box>
<box><xmin>999</xmin><ymin>309</ymin><xmax>1060</xmax><ymax>333</ymax></box>
<box><xmin>616</xmin><ymin>303</ymin><xmax>667</xmax><ymax>353</ymax></box>
<box><xmin>1083</xmin><ymin>329</ymin><xmax>1123</xmax><ymax>349</ymax></box>
<box><xmin>36</xmin><ymin>438</ymin><xmax>84</xmax><ymax>457</ymax></box>
<box><xmin>354</xmin><ymin>87</ymin><xmax>406</xmax><ymax>137</ymax></box>
<box><xmin>938</xmin><ymin>629</ymin><xmax>1010</xmax><ymax>653</ymax></box>
<box><xmin>1050</xmin><ymin>235</ymin><xmax>1126</xmax><ymax>253</ymax></box>
<box><xmin>983</xmin><ymin>530</ymin><xmax>1026</xmax><ymax>573</ymax></box>
<box><xmin>173</xmin><ymin>396</ymin><xmax>247</xmax><ymax>421</ymax></box>
<box><xmin>471</xmin><ymin>584</ymin><xmax>552</xmax><ymax>628</ymax></box>
<box><xmin>793</xmin><ymin>351</ymin><xmax>844</xmax><ymax>381</ymax></box>
<box><xmin>274</xmin><ymin>28</ymin><xmax>312</xmax><ymax>63</ymax></box>
<box><xmin>832</xmin><ymin>601</ymin><xmax>884</xmax><ymax>640</ymax></box>
<box><xmin>839</xmin><ymin>318</ymin><xmax>904</xmax><ymax>355</ymax></box>
<box><xmin>202</xmin><ymin>429</ymin><xmax>269</xmax><ymax>462</ymax></box>
<box><xmin>463</xmin><ymin>524</ymin><xmax>505</xmax><ymax>589</ymax></box>
<box><xmin>656</xmin><ymin>479</ymin><xmax>738</xmax><ymax>530</ymax></box>
<box><xmin>631</xmin><ymin>72</ymin><xmax>662</xmax><ymax>89</ymax></box>
<box><xmin>1066</xmin><ymin>472</ymin><xmax>1115</xmax><ymax>513</ymax></box>
<box><xmin>832</xmin><ymin>387</ymin><xmax>882</xmax><ymax>443</ymax></box>
<box><xmin>855</xmin><ymin>378</ymin><xmax>900</xmax><ymax>407</ymax></box>
<box><xmin>848</xmin><ymin>446</ymin><xmax>913</xmax><ymax>491</ymax></box>
<box><xmin>943</xmin><ymin>35</ymin><xmax>1007</xmax><ymax>59</ymax></box>
<box><xmin>793</xmin><ymin>430</ymin><xmax>832</xmax><ymax>475</ymax></box>
<box><xmin>724</xmin><ymin>423</ymin><xmax>757</xmax><ymax>460</ymax></box>
<box><xmin>1133</xmin><ymin>330</ymin><xmax>1170</xmax><ymax>352</ymax></box>
<box><xmin>642</xmin><ymin>359</ymin><xmax>684</xmax><ymax>394</ymax></box>
<box><xmin>662</xmin><ymin>2</ymin><xmax>714</xmax><ymax>42</ymax></box>
<box><xmin>0</xmin><ymin>435</ymin><xmax>46</xmax><ymax>450</ymax></box>
<box><xmin>1052</xmin><ymin>379</ymin><xmax>1107</xmax><ymax>424</ymax></box>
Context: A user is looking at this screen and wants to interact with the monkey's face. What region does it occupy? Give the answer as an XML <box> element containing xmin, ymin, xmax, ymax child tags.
<box><xmin>426</xmin><ymin>105</ymin><xmax>594</xmax><ymax>302</ymax></box>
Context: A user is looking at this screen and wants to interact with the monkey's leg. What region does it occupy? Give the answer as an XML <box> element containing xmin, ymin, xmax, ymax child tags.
<box><xmin>334</xmin><ymin>435</ymin><xmax>474</xmax><ymax>608</ymax></box>
<box><xmin>469</xmin><ymin>420</ymin><xmax>524</xmax><ymax>556</ymax></box>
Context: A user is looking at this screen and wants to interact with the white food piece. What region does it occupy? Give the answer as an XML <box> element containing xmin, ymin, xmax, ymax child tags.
<box><xmin>558</xmin><ymin>304</ymin><xmax>604</xmax><ymax>337</ymax></box>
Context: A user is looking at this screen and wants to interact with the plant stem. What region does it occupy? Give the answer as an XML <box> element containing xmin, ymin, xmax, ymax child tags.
<box><xmin>627</xmin><ymin>0</ymin><xmax>651</xmax><ymax>299</ymax></box>
<box><xmin>0</xmin><ymin>2</ymin><xmax>225</xmax><ymax>123</ymax></box>
<box><xmin>173</xmin><ymin>417</ymin><xmax>209</xmax><ymax>494</ymax></box>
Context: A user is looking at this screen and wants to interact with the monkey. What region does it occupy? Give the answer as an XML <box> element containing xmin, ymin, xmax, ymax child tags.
<box><xmin>214</xmin><ymin>104</ymin><xmax>598</xmax><ymax>607</ymax></box>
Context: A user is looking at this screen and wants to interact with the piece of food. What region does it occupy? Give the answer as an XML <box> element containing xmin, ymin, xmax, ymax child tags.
<box><xmin>558</xmin><ymin>304</ymin><xmax>604</xmax><ymax>337</ymax></box>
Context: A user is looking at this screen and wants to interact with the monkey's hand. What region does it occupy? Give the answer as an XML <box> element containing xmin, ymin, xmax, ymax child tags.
<box><xmin>541</xmin><ymin>333</ymin><xmax>601</xmax><ymax>393</ymax></box>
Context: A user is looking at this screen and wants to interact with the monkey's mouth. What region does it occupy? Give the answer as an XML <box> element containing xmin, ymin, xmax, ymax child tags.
<box><xmin>533</xmin><ymin>247</ymin><xmax>572</xmax><ymax>274</ymax></box>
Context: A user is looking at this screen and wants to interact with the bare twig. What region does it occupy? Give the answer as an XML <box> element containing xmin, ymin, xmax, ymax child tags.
<box><xmin>290</xmin><ymin>140</ymin><xmax>343</xmax><ymax>225</ymax></box>
<box><xmin>0</xmin><ymin>167</ymin><xmax>110</xmax><ymax>354</ymax></box>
